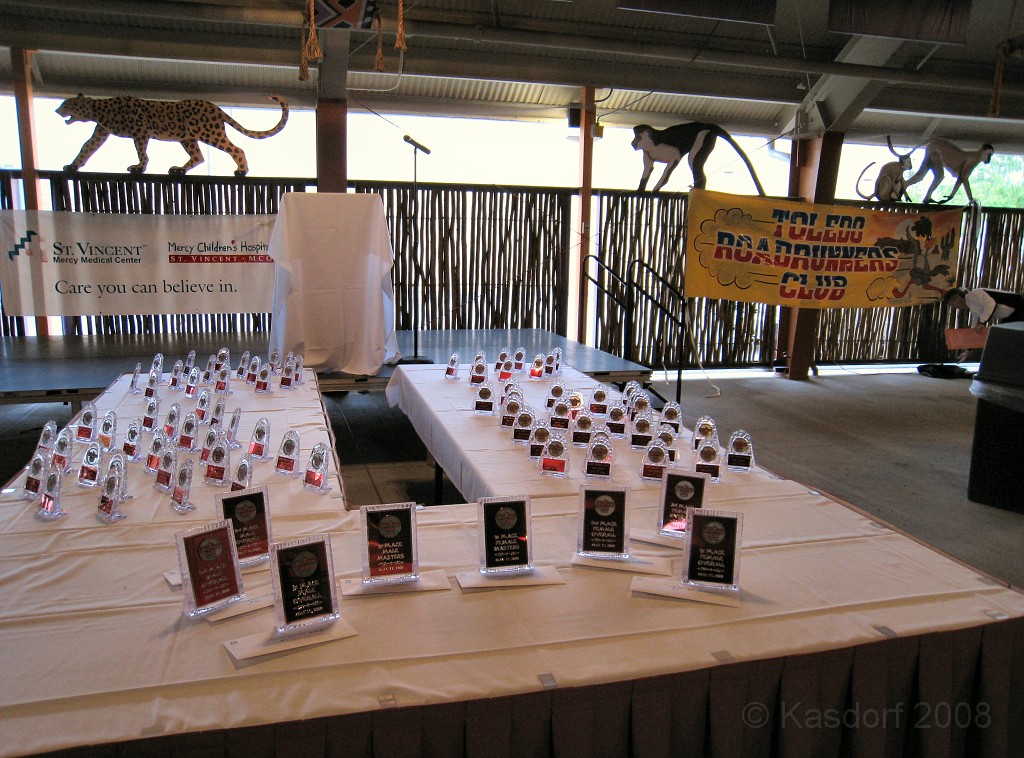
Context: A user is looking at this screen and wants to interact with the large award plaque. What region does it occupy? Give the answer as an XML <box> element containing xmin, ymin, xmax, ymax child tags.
<box><xmin>478</xmin><ymin>496</ymin><xmax>533</xmax><ymax>574</ymax></box>
<box><xmin>361</xmin><ymin>502</ymin><xmax>418</xmax><ymax>584</ymax></box>
<box><xmin>684</xmin><ymin>508</ymin><xmax>743</xmax><ymax>592</ymax></box>
<box><xmin>218</xmin><ymin>486</ymin><xmax>272</xmax><ymax>566</ymax></box>
<box><xmin>176</xmin><ymin>520</ymin><xmax>245</xmax><ymax>617</ymax></box>
<box><xmin>577</xmin><ymin>485</ymin><xmax>629</xmax><ymax>558</ymax></box>
<box><xmin>270</xmin><ymin>534</ymin><xmax>340</xmax><ymax>634</ymax></box>
<box><xmin>658</xmin><ymin>470</ymin><xmax>707</xmax><ymax>535</ymax></box>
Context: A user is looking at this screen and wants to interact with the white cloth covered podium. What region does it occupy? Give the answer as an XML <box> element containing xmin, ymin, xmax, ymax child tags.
<box><xmin>268</xmin><ymin>193</ymin><xmax>400</xmax><ymax>374</ymax></box>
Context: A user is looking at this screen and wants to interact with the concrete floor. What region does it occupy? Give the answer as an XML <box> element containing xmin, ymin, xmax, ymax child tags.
<box><xmin>3</xmin><ymin>367</ymin><xmax>1021</xmax><ymax>588</ymax></box>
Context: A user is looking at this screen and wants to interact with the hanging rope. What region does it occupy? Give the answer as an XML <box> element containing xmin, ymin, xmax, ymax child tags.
<box><xmin>299</xmin><ymin>0</ymin><xmax>323</xmax><ymax>82</ymax></box>
<box><xmin>989</xmin><ymin>0</ymin><xmax>1019</xmax><ymax>116</ymax></box>
<box><xmin>374</xmin><ymin>13</ymin><xmax>385</xmax><ymax>72</ymax></box>
<box><xmin>395</xmin><ymin>0</ymin><xmax>407</xmax><ymax>51</ymax></box>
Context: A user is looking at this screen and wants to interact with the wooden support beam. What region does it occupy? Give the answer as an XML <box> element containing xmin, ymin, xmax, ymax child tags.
<box><xmin>575</xmin><ymin>85</ymin><xmax>596</xmax><ymax>342</ymax></box>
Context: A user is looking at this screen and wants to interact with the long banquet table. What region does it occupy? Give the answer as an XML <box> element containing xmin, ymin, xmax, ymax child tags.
<box><xmin>0</xmin><ymin>363</ymin><xmax>1022</xmax><ymax>757</ymax></box>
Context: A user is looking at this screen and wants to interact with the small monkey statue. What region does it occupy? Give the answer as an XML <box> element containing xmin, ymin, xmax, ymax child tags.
<box><xmin>856</xmin><ymin>137</ymin><xmax>913</xmax><ymax>202</ymax></box>
<box><xmin>904</xmin><ymin>139</ymin><xmax>994</xmax><ymax>204</ymax></box>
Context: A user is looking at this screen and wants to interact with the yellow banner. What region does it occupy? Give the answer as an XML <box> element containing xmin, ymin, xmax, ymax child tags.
<box><xmin>685</xmin><ymin>189</ymin><xmax>964</xmax><ymax>308</ymax></box>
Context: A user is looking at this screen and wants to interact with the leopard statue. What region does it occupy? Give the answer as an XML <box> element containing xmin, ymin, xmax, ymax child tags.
<box><xmin>56</xmin><ymin>94</ymin><xmax>289</xmax><ymax>176</ymax></box>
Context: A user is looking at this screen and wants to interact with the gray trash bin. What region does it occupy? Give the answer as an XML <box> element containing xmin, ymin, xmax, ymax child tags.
<box><xmin>968</xmin><ymin>322</ymin><xmax>1024</xmax><ymax>509</ymax></box>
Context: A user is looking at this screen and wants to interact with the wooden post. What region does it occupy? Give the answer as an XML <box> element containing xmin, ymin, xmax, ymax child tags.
<box><xmin>316</xmin><ymin>30</ymin><xmax>350</xmax><ymax>194</ymax></box>
<box><xmin>783</xmin><ymin>131</ymin><xmax>845</xmax><ymax>379</ymax></box>
<box><xmin>11</xmin><ymin>47</ymin><xmax>46</xmax><ymax>336</ymax></box>
<box><xmin>575</xmin><ymin>85</ymin><xmax>596</xmax><ymax>342</ymax></box>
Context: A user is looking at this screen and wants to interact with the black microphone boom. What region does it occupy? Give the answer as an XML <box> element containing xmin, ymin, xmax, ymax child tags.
<box><xmin>403</xmin><ymin>135</ymin><xmax>432</xmax><ymax>154</ymax></box>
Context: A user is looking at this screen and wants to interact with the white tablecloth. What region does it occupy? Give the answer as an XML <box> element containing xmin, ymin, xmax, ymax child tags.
<box><xmin>268</xmin><ymin>193</ymin><xmax>400</xmax><ymax>374</ymax></box>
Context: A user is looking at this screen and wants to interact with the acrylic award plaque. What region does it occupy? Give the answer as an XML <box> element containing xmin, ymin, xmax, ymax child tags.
<box><xmin>540</xmin><ymin>433</ymin><xmax>568</xmax><ymax>477</ymax></box>
<box><xmin>144</xmin><ymin>368</ymin><xmax>160</xmax><ymax>399</ymax></box>
<box><xmin>255</xmin><ymin>365</ymin><xmax>272</xmax><ymax>394</ymax></box>
<box><xmin>546</xmin><ymin>381</ymin><xmax>566</xmax><ymax>410</ymax></box>
<box><xmin>77</xmin><ymin>441</ymin><xmax>103</xmax><ymax>488</ymax></box>
<box><xmin>606</xmin><ymin>404</ymin><xmax>628</xmax><ymax>438</ymax></box>
<box><xmin>37</xmin><ymin>464</ymin><xmax>67</xmax><ymax>520</ymax></box>
<box><xmin>659</xmin><ymin>470</ymin><xmax>707</xmax><ymax>534</ymax></box>
<box><xmin>444</xmin><ymin>352</ymin><xmax>460</xmax><ymax>380</ymax></box>
<box><xmin>144</xmin><ymin>433</ymin><xmax>166</xmax><ymax>474</ymax></box>
<box><xmin>245</xmin><ymin>355</ymin><xmax>261</xmax><ymax>385</ymax></box>
<box><xmin>293</xmin><ymin>355</ymin><xmax>305</xmax><ymax>384</ymax></box>
<box><xmin>76</xmin><ymin>403</ymin><xmax>97</xmax><ymax>443</ymax></box>
<box><xmin>171</xmin><ymin>458</ymin><xmax>196</xmax><ymax>513</ymax></box>
<box><xmin>656</xmin><ymin>426</ymin><xmax>678</xmax><ymax>463</ymax></box>
<box><xmin>640</xmin><ymin>441</ymin><xmax>670</xmax><ymax>481</ymax></box>
<box><xmin>203</xmin><ymin>354</ymin><xmax>216</xmax><ymax>384</ymax></box>
<box><xmin>199</xmin><ymin>426</ymin><xmax>219</xmax><ymax>463</ymax></box>
<box><xmin>493</xmin><ymin>348</ymin><xmax>510</xmax><ymax>372</ymax></box>
<box><xmin>104</xmin><ymin>451</ymin><xmax>131</xmax><ymax>503</ymax></box>
<box><xmin>36</xmin><ymin>419</ymin><xmax>58</xmax><ymax>455</ymax></box>
<box><xmin>279</xmin><ymin>358</ymin><xmax>296</xmax><ymax>390</ymax></box>
<box><xmin>128</xmin><ymin>362</ymin><xmax>143</xmax><ymax>395</ymax></box>
<box><xmin>168</xmin><ymin>359</ymin><xmax>184</xmax><ymax>391</ymax></box>
<box><xmin>513</xmin><ymin>347</ymin><xmax>527</xmax><ymax>373</ymax></box>
<box><xmin>97</xmin><ymin>410</ymin><xmax>117</xmax><ymax>451</ymax></box>
<box><xmin>469</xmin><ymin>360</ymin><xmax>488</xmax><ymax>387</ymax></box>
<box><xmin>51</xmin><ymin>427</ymin><xmax>74</xmax><ymax>473</ymax></box>
<box><xmin>209</xmin><ymin>396</ymin><xmax>226</xmax><ymax>430</ymax></box>
<box><xmin>230</xmin><ymin>453</ymin><xmax>254</xmax><ymax>492</ymax></box>
<box><xmin>512</xmin><ymin>408</ymin><xmax>535</xmax><ymax>445</ymax></box>
<box><xmin>154</xmin><ymin>446</ymin><xmax>178</xmax><ymax>493</ymax></box>
<box><xmin>572</xmin><ymin>411</ymin><xmax>595</xmax><ymax>447</ymax></box>
<box><xmin>184</xmin><ymin>366</ymin><xmax>201</xmax><ymax>398</ymax></box>
<box><xmin>225</xmin><ymin>407</ymin><xmax>242</xmax><ymax>448</ymax></box>
<box><xmin>267</xmin><ymin>348</ymin><xmax>281</xmax><ymax>374</ymax></box>
<box><xmin>163</xmin><ymin>402</ymin><xmax>181</xmax><ymax>440</ymax></box>
<box><xmin>726</xmin><ymin>430</ymin><xmax>755</xmax><ymax>472</ymax></box>
<box><xmin>529</xmin><ymin>424</ymin><xmax>550</xmax><ymax>460</ymax></box>
<box><xmin>142</xmin><ymin>397</ymin><xmax>160</xmax><ymax>433</ymax></box>
<box><xmin>500</xmin><ymin>395</ymin><xmax>522</xmax><ymax>430</ymax></box>
<box><xmin>630</xmin><ymin>391</ymin><xmax>652</xmax><ymax>420</ymax></box>
<box><xmin>303</xmin><ymin>442</ymin><xmax>330</xmax><ymax>493</ymax></box>
<box><xmin>176</xmin><ymin>519</ymin><xmax>245</xmax><ymax>617</ymax></box>
<box><xmin>361</xmin><ymin>502</ymin><xmax>418</xmax><ymax>583</ymax></box>
<box><xmin>204</xmin><ymin>436</ymin><xmax>231</xmax><ymax>486</ymax></box>
<box><xmin>498</xmin><ymin>359</ymin><xmax>514</xmax><ymax>383</ymax></box>
<box><xmin>177</xmin><ymin>412</ymin><xmax>199</xmax><ymax>452</ymax></box>
<box><xmin>589</xmin><ymin>385</ymin><xmax>610</xmax><ymax>416</ymax></box>
<box><xmin>150</xmin><ymin>352</ymin><xmax>164</xmax><ymax>378</ymax></box>
<box><xmin>235</xmin><ymin>350</ymin><xmax>251</xmax><ymax>380</ymax></box>
<box><xmin>584</xmin><ymin>434</ymin><xmax>614</xmax><ymax>479</ymax></box>
<box><xmin>195</xmin><ymin>389</ymin><xmax>211</xmax><ymax>424</ymax></box>
<box><xmin>478</xmin><ymin>496</ymin><xmax>533</xmax><ymax>574</ymax></box>
<box><xmin>661</xmin><ymin>401</ymin><xmax>682</xmax><ymax>432</ymax></box>
<box><xmin>549</xmin><ymin>398</ymin><xmax>571</xmax><ymax>431</ymax></box>
<box><xmin>271</xmin><ymin>534</ymin><xmax>339</xmax><ymax>634</ymax></box>
<box><xmin>215</xmin><ymin>347</ymin><xmax>230</xmax><ymax>372</ymax></box>
<box><xmin>684</xmin><ymin>508</ymin><xmax>743</xmax><ymax>592</ymax></box>
<box><xmin>567</xmin><ymin>390</ymin><xmax>585</xmax><ymax>418</ymax></box>
<box><xmin>473</xmin><ymin>384</ymin><xmax>495</xmax><ymax>415</ymax></box>
<box><xmin>544</xmin><ymin>352</ymin><xmax>557</xmax><ymax>377</ymax></box>
<box><xmin>552</xmin><ymin>346</ymin><xmax>563</xmax><ymax>374</ymax></box>
<box><xmin>184</xmin><ymin>349</ymin><xmax>197</xmax><ymax>374</ymax></box>
<box><xmin>122</xmin><ymin>418</ymin><xmax>143</xmax><ymax>461</ymax></box>
<box><xmin>695</xmin><ymin>441</ymin><xmax>722</xmax><ymax>482</ymax></box>
<box><xmin>23</xmin><ymin>451</ymin><xmax>46</xmax><ymax>499</ymax></box>
<box><xmin>693</xmin><ymin>415</ymin><xmax>719</xmax><ymax>451</ymax></box>
<box><xmin>275</xmin><ymin>430</ymin><xmax>301</xmax><ymax>476</ymax></box>
<box><xmin>97</xmin><ymin>468</ymin><xmax>126</xmax><ymax>523</ymax></box>
<box><xmin>577</xmin><ymin>485</ymin><xmax>629</xmax><ymax>559</ymax></box>
<box><xmin>248</xmin><ymin>417</ymin><xmax>271</xmax><ymax>460</ymax></box>
<box><xmin>218</xmin><ymin>486</ymin><xmax>272</xmax><ymax>566</ymax></box>
<box><xmin>528</xmin><ymin>354</ymin><xmax>545</xmax><ymax>380</ymax></box>
<box><xmin>630</xmin><ymin>412</ymin><xmax>654</xmax><ymax>449</ymax></box>
<box><xmin>214</xmin><ymin>366</ymin><xmax>232</xmax><ymax>395</ymax></box>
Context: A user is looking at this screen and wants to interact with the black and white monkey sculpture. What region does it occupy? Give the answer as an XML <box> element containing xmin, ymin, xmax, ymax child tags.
<box><xmin>855</xmin><ymin>137</ymin><xmax>913</xmax><ymax>202</ymax></box>
<box><xmin>903</xmin><ymin>139</ymin><xmax>994</xmax><ymax>204</ymax></box>
<box><xmin>631</xmin><ymin>122</ymin><xmax>765</xmax><ymax>195</ymax></box>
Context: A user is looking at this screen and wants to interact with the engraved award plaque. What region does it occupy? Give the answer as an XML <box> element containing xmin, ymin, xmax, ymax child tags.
<box><xmin>37</xmin><ymin>465</ymin><xmax>67</xmax><ymax>520</ymax></box>
<box><xmin>606</xmin><ymin>404</ymin><xmax>628</xmax><ymax>438</ymax></box>
<box><xmin>218</xmin><ymin>486</ymin><xmax>272</xmax><ymax>566</ymax></box>
<box><xmin>199</xmin><ymin>426</ymin><xmax>219</xmax><ymax>463</ymax></box>
<box><xmin>577</xmin><ymin>486</ymin><xmax>629</xmax><ymax>559</ymax></box>
<box><xmin>529</xmin><ymin>424</ymin><xmax>551</xmax><ymax>460</ymax></box>
<box><xmin>230</xmin><ymin>453</ymin><xmax>254</xmax><ymax>492</ymax></box>
<box><xmin>513</xmin><ymin>347</ymin><xmax>527</xmax><ymax>373</ymax></box>
<box><xmin>235</xmin><ymin>350</ymin><xmax>251</xmax><ymax>380</ymax></box>
<box><xmin>694</xmin><ymin>441</ymin><xmax>722</xmax><ymax>482</ymax></box>
<box><xmin>659</xmin><ymin>470</ymin><xmax>707</xmax><ymax>535</ymax></box>
<box><xmin>469</xmin><ymin>360</ymin><xmax>488</xmax><ymax>387</ymax></box>
<box><xmin>529</xmin><ymin>354</ymin><xmax>545</xmax><ymax>380</ymax></box>
<box><xmin>128</xmin><ymin>362</ymin><xmax>143</xmax><ymax>395</ymax></box>
<box><xmin>271</xmin><ymin>534</ymin><xmax>339</xmax><ymax>633</ymax></box>
<box><xmin>142</xmin><ymin>397</ymin><xmax>160</xmax><ymax>433</ymax></box>
<box><xmin>209</xmin><ymin>396</ymin><xmax>226</xmax><ymax>430</ymax></box>
<box><xmin>540</xmin><ymin>433</ymin><xmax>568</xmax><ymax>477</ymax></box>
<box><xmin>163</xmin><ymin>402</ymin><xmax>181</xmax><ymax>440</ymax></box>
<box><xmin>184</xmin><ymin>366</ymin><xmax>201</xmax><ymax>398</ymax></box>
<box><xmin>493</xmin><ymin>348</ymin><xmax>510</xmax><ymax>373</ymax></box>
<box><xmin>245</xmin><ymin>355</ymin><xmax>261</xmax><ymax>385</ymax></box>
<box><xmin>23</xmin><ymin>451</ymin><xmax>46</xmax><ymax>499</ymax></box>
<box><xmin>225</xmin><ymin>407</ymin><xmax>242</xmax><ymax>448</ymax></box>
<box><xmin>248</xmin><ymin>417</ymin><xmax>271</xmax><ymax>460</ymax></box>
<box><xmin>684</xmin><ymin>509</ymin><xmax>743</xmax><ymax>592</ymax></box>
<box><xmin>51</xmin><ymin>427</ymin><xmax>74</xmax><ymax>474</ymax></box>
<box><xmin>478</xmin><ymin>496</ymin><xmax>533</xmax><ymax>574</ymax></box>
<box><xmin>571</xmin><ymin>411</ymin><xmax>595</xmax><ymax>447</ymax></box>
<box><xmin>215</xmin><ymin>347</ymin><xmax>230</xmax><ymax>372</ymax></box>
<box><xmin>546</xmin><ymin>382</ymin><xmax>566</xmax><ymax>410</ymax></box>
<box><xmin>122</xmin><ymin>418</ymin><xmax>143</xmax><ymax>461</ymax></box>
<box><xmin>76</xmin><ymin>403</ymin><xmax>97</xmax><ymax>443</ymax></box>
<box><xmin>640</xmin><ymin>441</ymin><xmax>669</xmax><ymax>481</ymax></box>
<box><xmin>204</xmin><ymin>437</ymin><xmax>230</xmax><ymax>487</ymax></box>
<box><xmin>168</xmin><ymin>359</ymin><xmax>184</xmax><ymax>391</ymax></box>
<box><xmin>584</xmin><ymin>434</ymin><xmax>614</xmax><ymax>479</ymax></box>
<box><xmin>589</xmin><ymin>385</ymin><xmax>610</xmax><ymax>416</ymax></box>
<box><xmin>660</xmin><ymin>401</ymin><xmax>682</xmax><ymax>432</ymax></box>
<box><xmin>35</xmin><ymin>419</ymin><xmax>58</xmax><ymax>455</ymax></box>
<box><xmin>275</xmin><ymin>430</ymin><xmax>301</xmax><ymax>477</ymax></box>
<box><xmin>154</xmin><ymin>446</ymin><xmax>178</xmax><ymax>493</ymax></box>
<box><xmin>630</xmin><ymin>412</ymin><xmax>654</xmax><ymax>449</ymax></box>
<box><xmin>144</xmin><ymin>368</ymin><xmax>160</xmax><ymax>399</ymax></box>
<box><xmin>254</xmin><ymin>366</ymin><xmax>271</xmax><ymax>394</ymax></box>
<box><xmin>144</xmin><ymin>433</ymin><xmax>166</xmax><ymax>474</ymax></box>
<box><xmin>361</xmin><ymin>502</ymin><xmax>418</xmax><ymax>584</ymax></box>
<box><xmin>177</xmin><ymin>519</ymin><xmax>244</xmax><ymax>617</ymax></box>
<box><xmin>303</xmin><ymin>442</ymin><xmax>330</xmax><ymax>493</ymax></box>
<box><xmin>473</xmin><ymin>384</ymin><xmax>495</xmax><ymax>415</ymax></box>
<box><xmin>693</xmin><ymin>415</ymin><xmax>719</xmax><ymax>451</ymax></box>
<box><xmin>500</xmin><ymin>394</ymin><xmax>522</xmax><ymax>430</ymax></box>
<box><xmin>726</xmin><ymin>430</ymin><xmax>755</xmax><ymax>472</ymax></box>
<box><xmin>97</xmin><ymin>468</ymin><xmax>126</xmax><ymax>523</ymax></box>
<box><xmin>97</xmin><ymin>410</ymin><xmax>117</xmax><ymax>451</ymax></box>
<box><xmin>279</xmin><ymin>358</ymin><xmax>296</xmax><ymax>390</ymax></box>
<box><xmin>549</xmin><ymin>398</ymin><xmax>571</xmax><ymax>430</ymax></box>
<box><xmin>77</xmin><ymin>441</ymin><xmax>103</xmax><ymax>488</ymax></box>
<box><xmin>214</xmin><ymin>366</ymin><xmax>232</xmax><ymax>395</ymax></box>
<box><xmin>444</xmin><ymin>352</ymin><xmax>460</xmax><ymax>381</ymax></box>
<box><xmin>177</xmin><ymin>412</ymin><xmax>199</xmax><ymax>452</ymax></box>
<box><xmin>267</xmin><ymin>348</ymin><xmax>281</xmax><ymax>374</ymax></box>
<box><xmin>203</xmin><ymin>354</ymin><xmax>216</xmax><ymax>385</ymax></box>
<box><xmin>171</xmin><ymin>458</ymin><xmax>196</xmax><ymax>513</ymax></box>
<box><xmin>512</xmin><ymin>408</ymin><xmax>535</xmax><ymax>444</ymax></box>
<box><xmin>184</xmin><ymin>349</ymin><xmax>197</xmax><ymax>374</ymax></box>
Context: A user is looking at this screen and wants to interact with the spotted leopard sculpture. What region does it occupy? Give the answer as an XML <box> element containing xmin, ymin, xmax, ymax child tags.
<box><xmin>56</xmin><ymin>94</ymin><xmax>289</xmax><ymax>176</ymax></box>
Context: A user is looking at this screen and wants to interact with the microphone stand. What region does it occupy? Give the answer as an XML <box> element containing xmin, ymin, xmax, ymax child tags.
<box><xmin>399</xmin><ymin>134</ymin><xmax>433</xmax><ymax>364</ymax></box>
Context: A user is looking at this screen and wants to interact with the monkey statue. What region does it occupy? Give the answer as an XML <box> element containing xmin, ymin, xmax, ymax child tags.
<box><xmin>903</xmin><ymin>139</ymin><xmax>994</xmax><ymax>204</ymax></box>
<box><xmin>856</xmin><ymin>137</ymin><xmax>913</xmax><ymax>202</ymax></box>
<box><xmin>631</xmin><ymin>122</ymin><xmax>765</xmax><ymax>195</ymax></box>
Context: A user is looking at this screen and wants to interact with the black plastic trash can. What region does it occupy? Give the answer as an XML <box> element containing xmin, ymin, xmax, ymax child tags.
<box><xmin>968</xmin><ymin>322</ymin><xmax>1024</xmax><ymax>509</ymax></box>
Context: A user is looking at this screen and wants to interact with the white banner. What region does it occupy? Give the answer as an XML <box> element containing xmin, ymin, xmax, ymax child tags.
<box><xmin>0</xmin><ymin>210</ymin><xmax>276</xmax><ymax>317</ymax></box>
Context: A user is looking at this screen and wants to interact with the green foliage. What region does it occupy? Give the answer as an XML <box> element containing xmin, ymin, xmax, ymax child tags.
<box><xmin>913</xmin><ymin>153</ymin><xmax>1024</xmax><ymax>208</ymax></box>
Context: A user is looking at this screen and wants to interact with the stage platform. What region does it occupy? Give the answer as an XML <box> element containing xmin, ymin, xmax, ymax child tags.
<box><xmin>0</xmin><ymin>328</ymin><xmax>651</xmax><ymax>408</ymax></box>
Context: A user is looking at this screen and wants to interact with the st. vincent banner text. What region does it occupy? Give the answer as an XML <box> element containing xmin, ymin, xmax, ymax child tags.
<box><xmin>0</xmin><ymin>210</ymin><xmax>276</xmax><ymax>317</ymax></box>
<box><xmin>685</xmin><ymin>189</ymin><xmax>964</xmax><ymax>308</ymax></box>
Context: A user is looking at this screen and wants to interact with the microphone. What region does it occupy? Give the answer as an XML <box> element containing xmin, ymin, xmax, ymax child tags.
<box><xmin>403</xmin><ymin>135</ymin><xmax>431</xmax><ymax>154</ymax></box>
